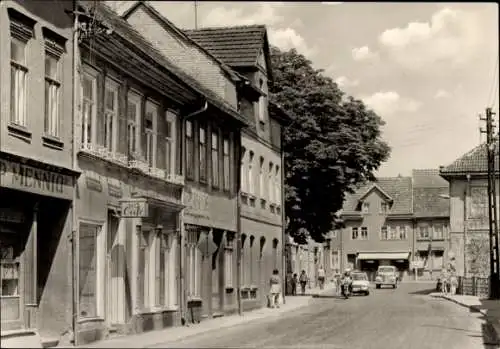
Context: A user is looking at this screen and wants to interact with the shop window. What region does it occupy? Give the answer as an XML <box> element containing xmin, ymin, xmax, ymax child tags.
<box><xmin>79</xmin><ymin>223</ymin><xmax>103</xmax><ymax>318</ymax></box>
<box><xmin>137</xmin><ymin>229</ymin><xmax>152</xmax><ymax>310</ymax></box>
<box><xmin>186</xmin><ymin>229</ymin><xmax>201</xmax><ymax>298</ymax></box>
<box><xmin>127</xmin><ymin>91</ymin><xmax>142</xmax><ymax>156</ymax></box>
<box><xmin>155</xmin><ymin>233</ymin><xmax>167</xmax><ymax>307</ymax></box>
<box><xmin>225</xmin><ymin>234</ymin><xmax>235</xmax><ymax>288</ymax></box>
<box><xmin>0</xmin><ymin>241</ymin><xmax>20</xmax><ymax>323</ymax></box>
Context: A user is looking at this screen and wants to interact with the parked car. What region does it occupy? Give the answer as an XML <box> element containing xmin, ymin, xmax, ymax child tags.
<box><xmin>375</xmin><ymin>266</ymin><xmax>398</xmax><ymax>289</ymax></box>
<box><xmin>351</xmin><ymin>271</ymin><xmax>370</xmax><ymax>295</ymax></box>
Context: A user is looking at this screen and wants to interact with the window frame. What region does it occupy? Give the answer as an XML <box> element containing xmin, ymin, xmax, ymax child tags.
<box><xmin>224</xmin><ymin>235</ymin><xmax>234</xmax><ymax>288</ymax></box>
<box><xmin>10</xmin><ymin>37</ymin><xmax>28</xmax><ymax>128</ymax></box>
<box><xmin>104</xmin><ymin>77</ymin><xmax>120</xmax><ymax>153</ymax></box>
<box><xmin>144</xmin><ymin>100</ymin><xmax>159</xmax><ymax>168</ymax></box>
<box><xmin>275</xmin><ymin>165</ymin><xmax>280</xmax><ymax>205</ymax></box>
<box><xmin>81</xmin><ymin>67</ymin><xmax>99</xmax><ymax>148</ymax></box>
<box><xmin>185</xmin><ymin>120</ymin><xmax>194</xmax><ymax>180</ymax></box>
<box><xmin>268</xmin><ymin>162</ymin><xmax>274</xmax><ymax>203</ymax></box>
<box><xmin>351</xmin><ymin>227</ymin><xmax>359</xmax><ymax>240</ymax></box>
<box><xmin>240</xmin><ymin>147</ymin><xmax>247</xmax><ymax>193</ymax></box>
<box><xmin>223</xmin><ymin>135</ymin><xmax>231</xmax><ymax>191</ymax></box>
<box><xmin>360</xmin><ymin>227</ymin><xmax>368</xmax><ymax>240</ymax></box>
<box><xmin>127</xmin><ymin>90</ymin><xmax>142</xmax><ymax>156</ymax></box>
<box><xmin>259</xmin><ymin>156</ymin><xmax>265</xmax><ymax>199</ymax></box>
<box><xmin>165</xmin><ymin>110</ymin><xmax>177</xmax><ymax>175</ymax></box>
<box><xmin>248</xmin><ymin>151</ymin><xmax>255</xmax><ymax>195</ymax></box>
<box><xmin>44</xmin><ymin>52</ymin><xmax>61</xmax><ymax>138</ymax></box>
<box><xmin>361</xmin><ymin>202</ymin><xmax>370</xmax><ymax>213</ymax></box>
<box><xmin>199</xmin><ymin>123</ymin><xmax>207</xmax><ymax>183</ymax></box>
<box><xmin>380</xmin><ymin>226</ymin><xmax>388</xmax><ymax>240</ymax></box>
<box><xmin>211</xmin><ymin>129</ymin><xmax>220</xmax><ymax>188</ymax></box>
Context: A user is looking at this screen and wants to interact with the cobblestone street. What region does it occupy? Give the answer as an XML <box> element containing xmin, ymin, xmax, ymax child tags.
<box><xmin>150</xmin><ymin>283</ymin><xmax>498</xmax><ymax>349</ymax></box>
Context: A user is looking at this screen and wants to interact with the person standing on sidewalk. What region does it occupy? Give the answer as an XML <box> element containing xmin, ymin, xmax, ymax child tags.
<box><xmin>299</xmin><ymin>270</ymin><xmax>308</xmax><ymax>295</ymax></box>
<box><xmin>269</xmin><ymin>269</ymin><xmax>282</xmax><ymax>308</ymax></box>
<box><xmin>291</xmin><ymin>273</ymin><xmax>298</xmax><ymax>295</ymax></box>
<box><xmin>318</xmin><ymin>265</ymin><xmax>326</xmax><ymax>290</ymax></box>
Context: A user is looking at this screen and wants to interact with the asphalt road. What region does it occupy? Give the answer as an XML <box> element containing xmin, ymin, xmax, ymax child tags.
<box><xmin>150</xmin><ymin>282</ymin><xmax>499</xmax><ymax>349</ymax></box>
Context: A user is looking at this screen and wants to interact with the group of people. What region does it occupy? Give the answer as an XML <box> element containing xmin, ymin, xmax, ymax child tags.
<box><xmin>287</xmin><ymin>266</ymin><xmax>327</xmax><ymax>296</ymax></box>
<box><xmin>439</xmin><ymin>264</ymin><xmax>458</xmax><ymax>296</ymax></box>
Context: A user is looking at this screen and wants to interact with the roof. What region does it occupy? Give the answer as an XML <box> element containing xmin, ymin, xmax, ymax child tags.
<box><xmin>184</xmin><ymin>25</ymin><xmax>273</xmax><ymax>81</ymax></box>
<box><xmin>440</xmin><ymin>141</ymin><xmax>499</xmax><ymax>177</ymax></box>
<box><xmin>78</xmin><ymin>1</ymin><xmax>248</xmax><ymax>127</ymax></box>
<box><xmin>358</xmin><ymin>183</ymin><xmax>393</xmax><ymax>203</ymax></box>
<box><xmin>412</xmin><ymin>169</ymin><xmax>449</xmax><ymax>188</ymax></box>
<box><xmin>342</xmin><ymin>177</ymin><xmax>413</xmax><ymax>215</ymax></box>
<box><xmin>413</xmin><ymin>187</ymin><xmax>450</xmax><ymax>218</ymax></box>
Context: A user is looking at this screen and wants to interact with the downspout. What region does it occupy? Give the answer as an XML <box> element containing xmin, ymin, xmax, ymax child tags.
<box><xmin>71</xmin><ymin>1</ymin><xmax>79</xmax><ymax>344</ymax></box>
<box><xmin>236</xmin><ymin>133</ymin><xmax>243</xmax><ymax>316</ymax></box>
<box><xmin>179</xmin><ymin>100</ymin><xmax>208</xmax><ymax>325</ymax></box>
<box><xmin>464</xmin><ymin>173</ymin><xmax>471</xmax><ymax>277</ymax></box>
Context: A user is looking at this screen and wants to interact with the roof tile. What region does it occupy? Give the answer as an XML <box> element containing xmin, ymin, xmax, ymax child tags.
<box><xmin>440</xmin><ymin>141</ymin><xmax>499</xmax><ymax>175</ymax></box>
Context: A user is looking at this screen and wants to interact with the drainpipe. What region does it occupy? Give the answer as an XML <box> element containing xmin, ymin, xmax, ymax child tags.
<box><xmin>179</xmin><ymin>100</ymin><xmax>208</xmax><ymax>325</ymax></box>
<box><xmin>464</xmin><ymin>173</ymin><xmax>470</xmax><ymax>277</ymax></box>
<box><xmin>71</xmin><ymin>1</ymin><xmax>79</xmax><ymax>344</ymax></box>
<box><xmin>236</xmin><ymin>135</ymin><xmax>243</xmax><ymax>316</ymax></box>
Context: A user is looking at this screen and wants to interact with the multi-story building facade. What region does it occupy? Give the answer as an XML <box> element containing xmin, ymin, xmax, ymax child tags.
<box><xmin>340</xmin><ymin>177</ymin><xmax>414</xmax><ymax>281</ymax></box>
<box><xmin>72</xmin><ymin>2</ymin><xmax>247</xmax><ymax>345</ymax></box>
<box><xmin>122</xmin><ymin>2</ymin><xmax>257</xmax><ymax>320</ymax></box>
<box><xmin>331</xmin><ymin>170</ymin><xmax>451</xmax><ymax>281</ymax></box>
<box><xmin>0</xmin><ymin>1</ymin><xmax>80</xmax><ymax>347</ymax></box>
<box><xmin>184</xmin><ymin>25</ymin><xmax>290</xmax><ymax>310</ymax></box>
<box><xmin>440</xmin><ymin>143</ymin><xmax>498</xmax><ymax>278</ymax></box>
<box><xmin>412</xmin><ymin>169</ymin><xmax>450</xmax><ymax>280</ymax></box>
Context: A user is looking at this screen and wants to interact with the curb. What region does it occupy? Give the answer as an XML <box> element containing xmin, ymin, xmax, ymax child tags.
<box><xmin>433</xmin><ymin>294</ymin><xmax>500</xmax><ymax>343</ymax></box>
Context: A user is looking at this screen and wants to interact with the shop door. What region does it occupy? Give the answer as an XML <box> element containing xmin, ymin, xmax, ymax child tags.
<box><xmin>106</xmin><ymin>213</ymin><xmax>126</xmax><ymax>325</ymax></box>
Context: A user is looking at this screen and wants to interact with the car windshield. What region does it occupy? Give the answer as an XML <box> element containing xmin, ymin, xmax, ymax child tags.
<box><xmin>378</xmin><ymin>267</ymin><xmax>395</xmax><ymax>273</ymax></box>
<box><xmin>352</xmin><ymin>273</ymin><xmax>368</xmax><ymax>281</ymax></box>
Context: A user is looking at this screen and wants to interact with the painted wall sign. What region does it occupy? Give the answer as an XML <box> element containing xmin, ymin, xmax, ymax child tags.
<box><xmin>0</xmin><ymin>159</ymin><xmax>73</xmax><ymax>200</ymax></box>
<box><xmin>120</xmin><ymin>199</ymin><xmax>149</xmax><ymax>218</ymax></box>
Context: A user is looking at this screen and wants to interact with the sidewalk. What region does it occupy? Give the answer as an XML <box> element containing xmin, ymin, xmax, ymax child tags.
<box><xmin>65</xmin><ymin>283</ymin><xmax>335</xmax><ymax>348</ymax></box>
<box><xmin>430</xmin><ymin>292</ymin><xmax>500</xmax><ymax>342</ymax></box>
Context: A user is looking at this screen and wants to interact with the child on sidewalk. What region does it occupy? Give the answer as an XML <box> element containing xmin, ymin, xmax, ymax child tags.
<box><xmin>269</xmin><ymin>269</ymin><xmax>282</xmax><ymax>308</ymax></box>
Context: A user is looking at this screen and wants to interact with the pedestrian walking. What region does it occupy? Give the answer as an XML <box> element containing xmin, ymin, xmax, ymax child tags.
<box><xmin>318</xmin><ymin>265</ymin><xmax>326</xmax><ymax>290</ymax></box>
<box><xmin>299</xmin><ymin>270</ymin><xmax>308</xmax><ymax>295</ymax></box>
<box><xmin>291</xmin><ymin>273</ymin><xmax>298</xmax><ymax>295</ymax></box>
<box><xmin>269</xmin><ymin>269</ymin><xmax>282</xmax><ymax>308</ymax></box>
<box><xmin>334</xmin><ymin>273</ymin><xmax>342</xmax><ymax>295</ymax></box>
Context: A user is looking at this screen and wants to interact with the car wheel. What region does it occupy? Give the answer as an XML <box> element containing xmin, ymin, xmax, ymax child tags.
<box><xmin>376</xmin><ymin>284</ymin><xmax>380</xmax><ymax>289</ymax></box>
<box><xmin>365</xmin><ymin>291</ymin><xmax>370</xmax><ymax>296</ymax></box>
<box><xmin>393</xmin><ymin>284</ymin><xmax>397</xmax><ymax>289</ymax></box>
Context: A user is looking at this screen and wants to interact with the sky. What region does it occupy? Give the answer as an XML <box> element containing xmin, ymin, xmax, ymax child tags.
<box><xmin>110</xmin><ymin>1</ymin><xmax>499</xmax><ymax>177</ymax></box>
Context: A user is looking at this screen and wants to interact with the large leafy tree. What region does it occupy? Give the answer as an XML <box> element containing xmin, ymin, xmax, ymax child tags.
<box><xmin>270</xmin><ymin>47</ymin><xmax>390</xmax><ymax>244</ymax></box>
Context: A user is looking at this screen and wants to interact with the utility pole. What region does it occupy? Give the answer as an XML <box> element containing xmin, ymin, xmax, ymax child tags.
<box><xmin>481</xmin><ymin>108</ymin><xmax>500</xmax><ymax>299</ymax></box>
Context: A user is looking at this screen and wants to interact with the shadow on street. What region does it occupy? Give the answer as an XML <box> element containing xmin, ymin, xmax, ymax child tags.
<box><xmin>408</xmin><ymin>288</ymin><xmax>437</xmax><ymax>295</ymax></box>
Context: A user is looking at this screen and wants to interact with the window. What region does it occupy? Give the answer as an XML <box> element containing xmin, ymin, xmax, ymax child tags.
<box><xmin>145</xmin><ymin>101</ymin><xmax>158</xmax><ymax>168</ymax></box>
<box><xmin>419</xmin><ymin>226</ymin><xmax>430</xmax><ymax>239</ymax></box>
<box><xmin>225</xmin><ymin>235</ymin><xmax>234</xmax><ymax>288</ymax></box>
<box><xmin>137</xmin><ymin>230</ymin><xmax>151</xmax><ymax>309</ymax></box>
<box><xmin>165</xmin><ymin>111</ymin><xmax>177</xmax><ymax>175</ymax></box>
<box><xmin>275</xmin><ymin>165</ymin><xmax>280</xmax><ymax>205</ymax></box>
<box><xmin>268</xmin><ymin>162</ymin><xmax>274</xmax><ymax>203</ymax></box>
<box><xmin>248</xmin><ymin>151</ymin><xmax>255</xmax><ymax>195</ymax></box>
<box><xmin>259</xmin><ymin>157</ymin><xmax>265</xmax><ymax>199</ymax></box>
<box><xmin>199</xmin><ymin>124</ymin><xmax>207</xmax><ymax>182</ymax></box>
<box><xmin>186</xmin><ymin>230</ymin><xmax>201</xmax><ymax>297</ymax></box>
<box><xmin>186</xmin><ymin>120</ymin><xmax>194</xmax><ymax>179</ymax></box>
<box><xmin>433</xmin><ymin>225</ymin><xmax>444</xmax><ymax>240</ymax></box>
<box><xmin>380</xmin><ymin>202</ymin><xmax>389</xmax><ymax>213</ymax></box>
<box><xmin>79</xmin><ymin>223</ymin><xmax>103</xmax><ymax>318</ymax></box>
<box><xmin>211</xmin><ymin>131</ymin><xmax>219</xmax><ymax>188</ymax></box>
<box><xmin>223</xmin><ymin>136</ymin><xmax>230</xmax><ymax>191</ymax></box>
<box><xmin>155</xmin><ymin>233</ymin><xmax>167</xmax><ymax>307</ymax></box>
<box><xmin>241</xmin><ymin>235</ymin><xmax>248</xmax><ymax>285</ymax></box>
<box><xmin>240</xmin><ymin>147</ymin><xmax>247</xmax><ymax>193</ymax></box>
<box><xmin>104</xmin><ymin>79</ymin><xmax>119</xmax><ymax>152</ymax></box>
<box><xmin>399</xmin><ymin>226</ymin><xmax>408</xmax><ymax>240</ymax></box>
<box><xmin>272</xmin><ymin>239</ymin><xmax>279</xmax><ymax>270</ymax></box>
<box><xmin>361</xmin><ymin>227</ymin><xmax>368</xmax><ymax>240</ymax></box>
<box><xmin>362</xmin><ymin>202</ymin><xmax>370</xmax><ymax>213</ymax></box>
<box><xmin>10</xmin><ymin>37</ymin><xmax>28</xmax><ymax>127</ymax></box>
<box><xmin>0</xmin><ymin>239</ymin><xmax>21</xmax><ymax>322</ymax></box>
<box><xmin>44</xmin><ymin>53</ymin><xmax>61</xmax><ymax>137</ymax></box>
<box><xmin>380</xmin><ymin>227</ymin><xmax>388</xmax><ymax>240</ymax></box>
<box><xmin>127</xmin><ymin>92</ymin><xmax>142</xmax><ymax>155</ymax></box>
<box><xmin>259</xmin><ymin>97</ymin><xmax>266</xmax><ymax>122</ymax></box>
<box><xmin>81</xmin><ymin>70</ymin><xmax>97</xmax><ymax>147</ymax></box>
<box><xmin>351</xmin><ymin>227</ymin><xmax>359</xmax><ymax>240</ymax></box>
<box><xmin>249</xmin><ymin>236</ymin><xmax>255</xmax><ymax>286</ymax></box>
<box><xmin>389</xmin><ymin>226</ymin><xmax>398</xmax><ymax>240</ymax></box>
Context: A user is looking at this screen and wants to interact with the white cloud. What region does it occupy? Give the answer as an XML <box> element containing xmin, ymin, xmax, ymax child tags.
<box><xmin>363</xmin><ymin>91</ymin><xmax>421</xmax><ymax>116</ymax></box>
<box><xmin>335</xmin><ymin>76</ymin><xmax>359</xmax><ymax>88</ymax></box>
<box><xmin>379</xmin><ymin>7</ymin><xmax>484</xmax><ymax>69</ymax></box>
<box><xmin>201</xmin><ymin>3</ymin><xmax>285</xmax><ymax>27</ymax></box>
<box><xmin>268</xmin><ymin>28</ymin><xmax>316</xmax><ymax>57</ymax></box>
<box><xmin>434</xmin><ymin>89</ymin><xmax>452</xmax><ymax>99</ymax></box>
<box><xmin>352</xmin><ymin>46</ymin><xmax>379</xmax><ymax>62</ymax></box>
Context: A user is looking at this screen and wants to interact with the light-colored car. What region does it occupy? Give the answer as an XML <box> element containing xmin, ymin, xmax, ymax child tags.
<box><xmin>375</xmin><ymin>266</ymin><xmax>398</xmax><ymax>289</ymax></box>
<box><xmin>351</xmin><ymin>272</ymin><xmax>370</xmax><ymax>295</ymax></box>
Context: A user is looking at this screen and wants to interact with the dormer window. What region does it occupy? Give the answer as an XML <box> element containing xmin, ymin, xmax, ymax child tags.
<box><xmin>361</xmin><ymin>202</ymin><xmax>370</xmax><ymax>213</ymax></box>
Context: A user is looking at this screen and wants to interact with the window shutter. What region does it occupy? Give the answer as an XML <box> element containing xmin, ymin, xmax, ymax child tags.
<box><xmin>118</xmin><ymin>85</ymin><xmax>128</xmax><ymax>155</ymax></box>
<box><xmin>96</xmin><ymin>73</ymin><xmax>105</xmax><ymax>146</ymax></box>
<box><xmin>156</xmin><ymin>110</ymin><xmax>166</xmax><ymax>170</ymax></box>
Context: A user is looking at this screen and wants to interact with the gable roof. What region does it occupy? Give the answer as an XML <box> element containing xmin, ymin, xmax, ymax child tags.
<box><xmin>413</xmin><ymin>187</ymin><xmax>450</xmax><ymax>218</ymax></box>
<box><xmin>122</xmin><ymin>1</ymin><xmax>262</xmax><ymax>102</ymax></box>
<box><xmin>78</xmin><ymin>1</ymin><xmax>248</xmax><ymax>127</ymax></box>
<box><xmin>440</xmin><ymin>141</ymin><xmax>499</xmax><ymax>177</ymax></box>
<box><xmin>184</xmin><ymin>25</ymin><xmax>273</xmax><ymax>82</ymax></box>
<box><xmin>342</xmin><ymin>177</ymin><xmax>413</xmax><ymax>215</ymax></box>
<box><xmin>358</xmin><ymin>183</ymin><xmax>393</xmax><ymax>203</ymax></box>
<box><xmin>413</xmin><ymin>169</ymin><xmax>450</xmax><ymax>187</ymax></box>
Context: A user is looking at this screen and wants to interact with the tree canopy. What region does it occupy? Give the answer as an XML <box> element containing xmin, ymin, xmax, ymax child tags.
<box><xmin>269</xmin><ymin>47</ymin><xmax>391</xmax><ymax>244</ymax></box>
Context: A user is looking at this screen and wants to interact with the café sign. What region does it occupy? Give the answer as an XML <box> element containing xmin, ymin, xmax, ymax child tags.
<box><xmin>120</xmin><ymin>199</ymin><xmax>149</xmax><ymax>218</ymax></box>
<box><xmin>0</xmin><ymin>158</ymin><xmax>73</xmax><ymax>200</ymax></box>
